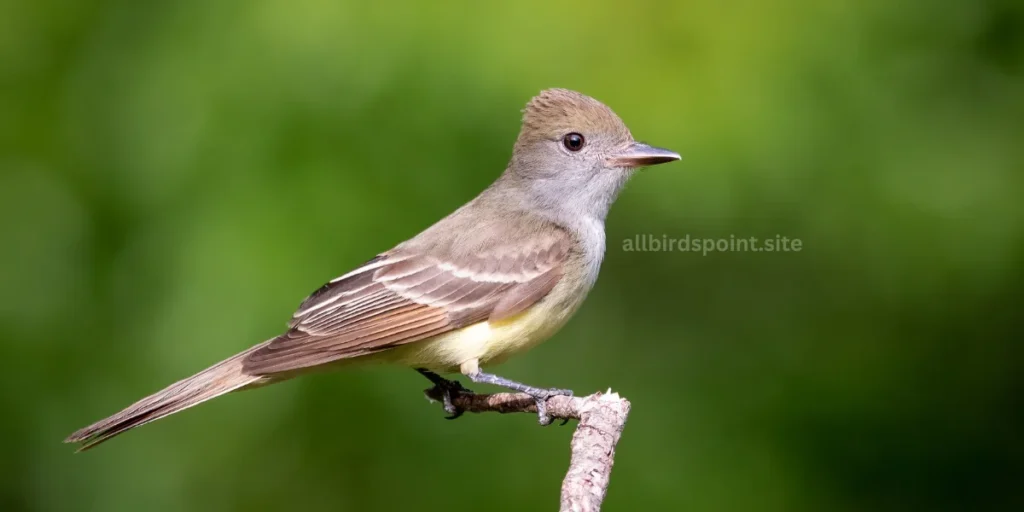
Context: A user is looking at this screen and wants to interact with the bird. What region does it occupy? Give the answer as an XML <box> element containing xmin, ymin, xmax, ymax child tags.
<box><xmin>65</xmin><ymin>88</ymin><xmax>680</xmax><ymax>450</ymax></box>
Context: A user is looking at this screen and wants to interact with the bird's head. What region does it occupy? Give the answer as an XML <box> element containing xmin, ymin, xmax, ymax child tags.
<box><xmin>505</xmin><ymin>88</ymin><xmax>680</xmax><ymax>219</ymax></box>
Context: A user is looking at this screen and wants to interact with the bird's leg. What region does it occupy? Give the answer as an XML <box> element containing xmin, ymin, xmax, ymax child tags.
<box><xmin>465</xmin><ymin>370</ymin><xmax>573</xmax><ymax>426</ymax></box>
<box><xmin>417</xmin><ymin>368</ymin><xmax>473</xmax><ymax>420</ymax></box>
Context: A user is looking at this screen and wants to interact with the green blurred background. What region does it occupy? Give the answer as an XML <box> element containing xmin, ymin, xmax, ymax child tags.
<box><xmin>2</xmin><ymin>0</ymin><xmax>1022</xmax><ymax>510</ymax></box>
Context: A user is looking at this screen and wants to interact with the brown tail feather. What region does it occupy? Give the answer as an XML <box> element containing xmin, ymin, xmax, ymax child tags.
<box><xmin>65</xmin><ymin>341</ymin><xmax>274</xmax><ymax>451</ymax></box>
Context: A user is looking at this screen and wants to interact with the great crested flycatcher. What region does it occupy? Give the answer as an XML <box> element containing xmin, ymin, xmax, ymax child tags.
<box><xmin>66</xmin><ymin>88</ymin><xmax>680</xmax><ymax>450</ymax></box>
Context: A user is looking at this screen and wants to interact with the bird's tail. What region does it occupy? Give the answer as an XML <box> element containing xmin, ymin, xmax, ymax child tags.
<box><xmin>65</xmin><ymin>341</ymin><xmax>274</xmax><ymax>451</ymax></box>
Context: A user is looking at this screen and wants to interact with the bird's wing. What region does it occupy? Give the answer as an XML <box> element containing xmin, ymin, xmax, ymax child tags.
<box><xmin>241</xmin><ymin>232</ymin><xmax>570</xmax><ymax>376</ymax></box>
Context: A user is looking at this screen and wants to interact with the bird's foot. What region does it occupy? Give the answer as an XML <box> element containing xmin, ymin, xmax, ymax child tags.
<box><xmin>527</xmin><ymin>387</ymin><xmax>574</xmax><ymax>426</ymax></box>
<box><xmin>466</xmin><ymin>370</ymin><xmax>573</xmax><ymax>426</ymax></box>
<box><xmin>418</xmin><ymin>368</ymin><xmax>474</xmax><ymax>420</ymax></box>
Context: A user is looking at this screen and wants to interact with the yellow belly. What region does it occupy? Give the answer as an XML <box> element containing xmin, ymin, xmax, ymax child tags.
<box><xmin>382</xmin><ymin>294</ymin><xmax>581</xmax><ymax>373</ymax></box>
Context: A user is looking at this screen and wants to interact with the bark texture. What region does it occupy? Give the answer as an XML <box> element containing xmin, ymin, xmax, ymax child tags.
<box><xmin>425</xmin><ymin>388</ymin><xmax>632</xmax><ymax>511</ymax></box>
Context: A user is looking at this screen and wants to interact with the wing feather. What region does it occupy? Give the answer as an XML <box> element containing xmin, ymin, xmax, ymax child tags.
<box><xmin>242</xmin><ymin>229</ymin><xmax>572</xmax><ymax>376</ymax></box>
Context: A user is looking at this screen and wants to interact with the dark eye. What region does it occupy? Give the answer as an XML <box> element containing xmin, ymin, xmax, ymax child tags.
<box><xmin>562</xmin><ymin>132</ymin><xmax>585</xmax><ymax>151</ymax></box>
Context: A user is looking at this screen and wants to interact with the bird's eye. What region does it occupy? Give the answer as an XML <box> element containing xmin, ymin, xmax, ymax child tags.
<box><xmin>562</xmin><ymin>133</ymin><xmax>585</xmax><ymax>152</ymax></box>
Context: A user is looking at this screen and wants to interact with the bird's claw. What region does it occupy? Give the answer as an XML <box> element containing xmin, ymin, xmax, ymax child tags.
<box><xmin>530</xmin><ymin>387</ymin><xmax>573</xmax><ymax>426</ymax></box>
<box><xmin>424</xmin><ymin>378</ymin><xmax>474</xmax><ymax>420</ymax></box>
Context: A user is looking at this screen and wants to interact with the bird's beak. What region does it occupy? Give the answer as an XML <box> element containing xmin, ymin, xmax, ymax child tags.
<box><xmin>607</xmin><ymin>142</ymin><xmax>681</xmax><ymax>168</ymax></box>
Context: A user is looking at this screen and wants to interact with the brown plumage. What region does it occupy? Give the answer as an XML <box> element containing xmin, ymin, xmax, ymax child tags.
<box><xmin>66</xmin><ymin>219</ymin><xmax>571</xmax><ymax>450</ymax></box>
<box><xmin>244</xmin><ymin>227</ymin><xmax>570</xmax><ymax>374</ymax></box>
<box><xmin>65</xmin><ymin>88</ymin><xmax>680</xmax><ymax>450</ymax></box>
<box><xmin>65</xmin><ymin>344</ymin><xmax>272</xmax><ymax>450</ymax></box>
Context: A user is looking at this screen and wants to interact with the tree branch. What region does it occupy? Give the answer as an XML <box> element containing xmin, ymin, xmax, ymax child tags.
<box><xmin>425</xmin><ymin>388</ymin><xmax>632</xmax><ymax>511</ymax></box>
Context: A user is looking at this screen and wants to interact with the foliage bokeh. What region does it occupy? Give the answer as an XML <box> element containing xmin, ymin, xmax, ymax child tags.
<box><xmin>2</xmin><ymin>0</ymin><xmax>1022</xmax><ymax>510</ymax></box>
